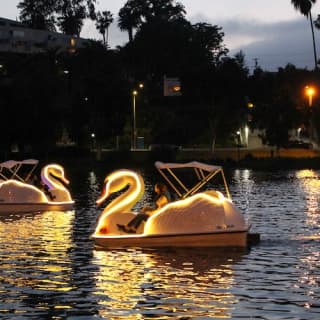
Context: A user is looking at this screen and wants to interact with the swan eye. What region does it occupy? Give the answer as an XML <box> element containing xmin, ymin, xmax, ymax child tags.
<box><xmin>50</xmin><ymin>171</ymin><xmax>69</xmax><ymax>185</ymax></box>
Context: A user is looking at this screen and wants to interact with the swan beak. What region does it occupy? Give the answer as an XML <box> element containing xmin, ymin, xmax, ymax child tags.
<box><xmin>96</xmin><ymin>184</ymin><xmax>109</xmax><ymax>205</ymax></box>
<box><xmin>61</xmin><ymin>177</ymin><xmax>70</xmax><ymax>185</ymax></box>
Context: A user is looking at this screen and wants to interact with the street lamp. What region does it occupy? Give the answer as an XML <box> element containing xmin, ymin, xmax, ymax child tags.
<box><xmin>91</xmin><ymin>133</ymin><xmax>96</xmax><ymax>150</ymax></box>
<box><xmin>305</xmin><ymin>85</ymin><xmax>316</xmax><ymax>142</ymax></box>
<box><xmin>305</xmin><ymin>85</ymin><xmax>315</xmax><ymax>107</ymax></box>
<box><xmin>131</xmin><ymin>83</ymin><xmax>144</xmax><ymax>150</ymax></box>
<box><xmin>132</xmin><ymin>90</ymin><xmax>138</xmax><ymax>150</ymax></box>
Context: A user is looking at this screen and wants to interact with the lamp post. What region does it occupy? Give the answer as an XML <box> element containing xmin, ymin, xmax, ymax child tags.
<box><xmin>91</xmin><ymin>133</ymin><xmax>96</xmax><ymax>150</ymax></box>
<box><xmin>235</xmin><ymin>131</ymin><xmax>241</xmax><ymax>161</ymax></box>
<box><xmin>132</xmin><ymin>90</ymin><xmax>138</xmax><ymax>150</ymax></box>
<box><xmin>305</xmin><ymin>86</ymin><xmax>316</xmax><ymax>141</ymax></box>
<box><xmin>131</xmin><ymin>83</ymin><xmax>144</xmax><ymax>151</ymax></box>
<box><xmin>305</xmin><ymin>85</ymin><xmax>315</xmax><ymax>107</ymax></box>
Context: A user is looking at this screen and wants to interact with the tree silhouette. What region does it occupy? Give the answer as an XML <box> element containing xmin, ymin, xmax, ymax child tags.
<box><xmin>55</xmin><ymin>0</ymin><xmax>96</xmax><ymax>37</ymax></box>
<box><xmin>18</xmin><ymin>0</ymin><xmax>56</xmax><ymax>30</ymax></box>
<box><xmin>118</xmin><ymin>1</ymin><xmax>142</xmax><ymax>42</ymax></box>
<box><xmin>118</xmin><ymin>0</ymin><xmax>186</xmax><ymax>43</ymax></box>
<box><xmin>95</xmin><ymin>11</ymin><xmax>114</xmax><ymax>46</ymax></box>
<box><xmin>291</xmin><ymin>0</ymin><xmax>318</xmax><ymax>69</ymax></box>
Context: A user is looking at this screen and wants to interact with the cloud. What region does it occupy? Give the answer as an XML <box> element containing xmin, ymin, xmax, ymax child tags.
<box><xmin>82</xmin><ymin>13</ymin><xmax>320</xmax><ymax>71</ymax></box>
<box><xmin>190</xmin><ymin>13</ymin><xmax>319</xmax><ymax>71</ymax></box>
<box><xmin>226</xmin><ymin>18</ymin><xmax>319</xmax><ymax>71</ymax></box>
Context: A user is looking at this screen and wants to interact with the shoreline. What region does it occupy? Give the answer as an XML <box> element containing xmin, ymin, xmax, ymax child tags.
<box><xmin>3</xmin><ymin>147</ymin><xmax>320</xmax><ymax>170</ymax></box>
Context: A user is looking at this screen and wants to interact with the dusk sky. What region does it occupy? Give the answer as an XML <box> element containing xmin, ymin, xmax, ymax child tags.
<box><xmin>2</xmin><ymin>0</ymin><xmax>320</xmax><ymax>71</ymax></box>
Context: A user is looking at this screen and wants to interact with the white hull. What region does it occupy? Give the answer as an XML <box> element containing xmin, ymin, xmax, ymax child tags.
<box><xmin>92</xmin><ymin>230</ymin><xmax>248</xmax><ymax>248</ymax></box>
<box><xmin>0</xmin><ymin>201</ymin><xmax>74</xmax><ymax>214</ymax></box>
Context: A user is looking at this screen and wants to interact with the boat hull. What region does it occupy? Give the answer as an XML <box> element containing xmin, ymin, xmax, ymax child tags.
<box><xmin>92</xmin><ymin>230</ymin><xmax>248</xmax><ymax>248</ymax></box>
<box><xmin>0</xmin><ymin>202</ymin><xmax>74</xmax><ymax>214</ymax></box>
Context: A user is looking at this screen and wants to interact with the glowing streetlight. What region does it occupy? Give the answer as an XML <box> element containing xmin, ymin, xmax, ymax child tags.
<box><xmin>305</xmin><ymin>86</ymin><xmax>315</xmax><ymax>107</ymax></box>
<box><xmin>132</xmin><ymin>90</ymin><xmax>138</xmax><ymax>150</ymax></box>
<box><xmin>305</xmin><ymin>86</ymin><xmax>316</xmax><ymax>142</ymax></box>
<box><xmin>91</xmin><ymin>133</ymin><xmax>96</xmax><ymax>149</ymax></box>
<box><xmin>247</xmin><ymin>102</ymin><xmax>254</xmax><ymax>108</ymax></box>
<box><xmin>131</xmin><ymin>83</ymin><xmax>144</xmax><ymax>150</ymax></box>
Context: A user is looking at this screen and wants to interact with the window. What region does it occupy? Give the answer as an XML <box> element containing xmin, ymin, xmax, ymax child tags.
<box><xmin>12</xmin><ymin>30</ymin><xmax>25</xmax><ymax>38</ymax></box>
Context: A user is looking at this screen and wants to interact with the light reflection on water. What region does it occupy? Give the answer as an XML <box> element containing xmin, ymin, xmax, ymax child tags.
<box><xmin>93</xmin><ymin>248</ymin><xmax>242</xmax><ymax>319</ymax></box>
<box><xmin>0</xmin><ymin>166</ymin><xmax>319</xmax><ymax>319</ymax></box>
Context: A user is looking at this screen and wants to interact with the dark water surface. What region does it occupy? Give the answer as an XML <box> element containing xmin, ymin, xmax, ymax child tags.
<box><xmin>0</xmin><ymin>163</ymin><xmax>320</xmax><ymax>319</ymax></box>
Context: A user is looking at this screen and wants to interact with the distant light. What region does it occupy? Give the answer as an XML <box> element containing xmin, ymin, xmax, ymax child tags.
<box><xmin>0</xmin><ymin>64</ymin><xmax>3</xmax><ymax>69</ymax></box>
<box><xmin>64</xmin><ymin>70</ymin><xmax>69</xmax><ymax>74</ymax></box>
<box><xmin>138</xmin><ymin>83</ymin><xmax>144</xmax><ymax>89</ymax></box>
<box><xmin>70</xmin><ymin>38</ymin><xmax>76</xmax><ymax>47</ymax></box>
<box><xmin>305</xmin><ymin>85</ymin><xmax>316</xmax><ymax>107</ymax></box>
<box><xmin>84</xmin><ymin>97</ymin><xmax>88</xmax><ymax>101</ymax></box>
<box><xmin>172</xmin><ymin>85</ymin><xmax>181</xmax><ymax>92</ymax></box>
<box><xmin>91</xmin><ymin>133</ymin><xmax>95</xmax><ymax>138</ymax></box>
<box><xmin>247</xmin><ymin>102</ymin><xmax>254</xmax><ymax>108</ymax></box>
<box><xmin>132</xmin><ymin>90</ymin><xmax>138</xmax><ymax>96</ymax></box>
<box><xmin>236</xmin><ymin>131</ymin><xmax>240</xmax><ymax>135</ymax></box>
<box><xmin>305</xmin><ymin>86</ymin><xmax>315</xmax><ymax>97</ymax></box>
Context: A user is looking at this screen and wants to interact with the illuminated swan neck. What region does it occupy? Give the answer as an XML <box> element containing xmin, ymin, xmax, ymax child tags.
<box><xmin>98</xmin><ymin>170</ymin><xmax>144</xmax><ymax>216</ymax></box>
<box><xmin>41</xmin><ymin>164</ymin><xmax>69</xmax><ymax>190</ymax></box>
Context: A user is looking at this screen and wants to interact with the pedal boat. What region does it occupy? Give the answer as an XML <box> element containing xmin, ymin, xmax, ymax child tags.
<box><xmin>92</xmin><ymin>161</ymin><xmax>249</xmax><ymax>248</ymax></box>
<box><xmin>0</xmin><ymin>160</ymin><xmax>74</xmax><ymax>213</ymax></box>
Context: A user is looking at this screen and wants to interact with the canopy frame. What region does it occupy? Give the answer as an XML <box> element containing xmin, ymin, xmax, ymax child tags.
<box><xmin>0</xmin><ymin>159</ymin><xmax>39</xmax><ymax>182</ymax></box>
<box><xmin>155</xmin><ymin>161</ymin><xmax>231</xmax><ymax>200</ymax></box>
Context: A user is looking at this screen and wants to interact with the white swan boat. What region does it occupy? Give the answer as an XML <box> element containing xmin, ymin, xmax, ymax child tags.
<box><xmin>92</xmin><ymin>161</ymin><xmax>250</xmax><ymax>248</ymax></box>
<box><xmin>0</xmin><ymin>160</ymin><xmax>74</xmax><ymax>213</ymax></box>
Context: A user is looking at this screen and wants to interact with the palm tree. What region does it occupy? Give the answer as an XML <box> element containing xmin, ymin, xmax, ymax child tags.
<box><xmin>55</xmin><ymin>0</ymin><xmax>96</xmax><ymax>37</ymax></box>
<box><xmin>291</xmin><ymin>0</ymin><xmax>318</xmax><ymax>69</ymax></box>
<box><xmin>118</xmin><ymin>0</ymin><xmax>186</xmax><ymax>43</ymax></box>
<box><xmin>118</xmin><ymin>2</ymin><xmax>141</xmax><ymax>42</ymax></box>
<box><xmin>140</xmin><ymin>0</ymin><xmax>186</xmax><ymax>23</ymax></box>
<box><xmin>95</xmin><ymin>11</ymin><xmax>114</xmax><ymax>46</ymax></box>
<box><xmin>315</xmin><ymin>13</ymin><xmax>320</xmax><ymax>51</ymax></box>
<box><xmin>315</xmin><ymin>14</ymin><xmax>320</xmax><ymax>28</ymax></box>
<box><xmin>18</xmin><ymin>0</ymin><xmax>56</xmax><ymax>30</ymax></box>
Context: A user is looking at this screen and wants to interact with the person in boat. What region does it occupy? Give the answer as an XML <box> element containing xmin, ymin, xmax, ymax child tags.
<box><xmin>28</xmin><ymin>174</ymin><xmax>40</xmax><ymax>186</ymax></box>
<box><xmin>39</xmin><ymin>180</ymin><xmax>56</xmax><ymax>201</ymax></box>
<box><xmin>117</xmin><ymin>182</ymin><xmax>171</xmax><ymax>233</ymax></box>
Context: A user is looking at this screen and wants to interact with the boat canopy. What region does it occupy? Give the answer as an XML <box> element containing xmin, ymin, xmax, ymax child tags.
<box><xmin>155</xmin><ymin>161</ymin><xmax>231</xmax><ymax>200</ymax></box>
<box><xmin>0</xmin><ymin>159</ymin><xmax>39</xmax><ymax>182</ymax></box>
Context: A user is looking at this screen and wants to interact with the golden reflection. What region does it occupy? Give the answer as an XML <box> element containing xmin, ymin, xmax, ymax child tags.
<box><xmin>0</xmin><ymin>211</ymin><xmax>75</xmax><ymax>292</ymax></box>
<box><xmin>296</xmin><ymin>169</ymin><xmax>317</xmax><ymax>179</ymax></box>
<box><xmin>295</xmin><ymin>169</ymin><xmax>320</xmax><ymax>232</ymax></box>
<box><xmin>298</xmin><ymin>250</ymin><xmax>320</xmax><ymax>308</ymax></box>
<box><xmin>93</xmin><ymin>249</ymin><xmax>243</xmax><ymax>318</ymax></box>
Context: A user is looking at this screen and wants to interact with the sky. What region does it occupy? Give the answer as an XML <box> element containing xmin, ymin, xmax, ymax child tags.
<box><xmin>2</xmin><ymin>0</ymin><xmax>320</xmax><ymax>71</ymax></box>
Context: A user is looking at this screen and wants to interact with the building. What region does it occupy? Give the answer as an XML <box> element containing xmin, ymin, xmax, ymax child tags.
<box><xmin>0</xmin><ymin>17</ymin><xmax>91</xmax><ymax>54</ymax></box>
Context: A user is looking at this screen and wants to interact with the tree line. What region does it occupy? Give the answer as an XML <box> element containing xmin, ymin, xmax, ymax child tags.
<box><xmin>0</xmin><ymin>0</ymin><xmax>319</xmax><ymax>154</ymax></box>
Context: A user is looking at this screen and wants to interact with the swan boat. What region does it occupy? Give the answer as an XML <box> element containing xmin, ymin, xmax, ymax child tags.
<box><xmin>92</xmin><ymin>161</ymin><xmax>250</xmax><ymax>248</ymax></box>
<box><xmin>0</xmin><ymin>159</ymin><xmax>74</xmax><ymax>213</ymax></box>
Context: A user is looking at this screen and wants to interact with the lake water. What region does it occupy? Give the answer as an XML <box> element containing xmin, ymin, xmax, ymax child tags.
<box><xmin>0</xmin><ymin>163</ymin><xmax>320</xmax><ymax>319</ymax></box>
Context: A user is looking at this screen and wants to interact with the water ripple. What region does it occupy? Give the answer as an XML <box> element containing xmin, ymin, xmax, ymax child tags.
<box><xmin>0</xmin><ymin>167</ymin><xmax>320</xmax><ymax>319</ymax></box>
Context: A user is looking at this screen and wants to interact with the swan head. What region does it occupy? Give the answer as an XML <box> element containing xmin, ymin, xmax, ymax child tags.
<box><xmin>41</xmin><ymin>164</ymin><xmax>70</xmax><ymax>189</ymax></box>
<box><xmin>96</xmin><ymin>169</ymin><xmax>144</xmax><ymax>205</ymax></box>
